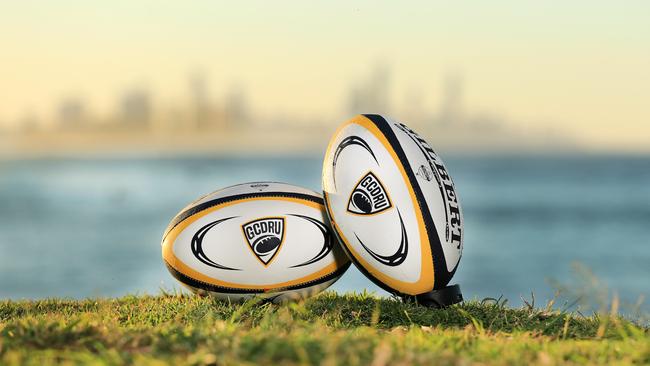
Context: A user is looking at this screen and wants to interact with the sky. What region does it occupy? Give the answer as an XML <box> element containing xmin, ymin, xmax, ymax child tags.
<box><xmin>1</xmin><ymin>1</ymin><xmax>649</xmax><ymax>150</ymax></box>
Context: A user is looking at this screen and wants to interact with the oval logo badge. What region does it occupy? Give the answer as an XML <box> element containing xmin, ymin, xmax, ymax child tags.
<box><xmin>347</xmin><ymin>171</ymin><xmax>392</xmax><ymax>215</ymax></box>
<box><xmin>242</xmin><ymin>217</ymin><xmax>285</xmax><ymax>266</ymax></box>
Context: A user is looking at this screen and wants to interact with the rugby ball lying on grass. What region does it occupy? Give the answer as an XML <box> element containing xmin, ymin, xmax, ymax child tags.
<box><xmin>162</xmin><ymin>182</ymin><xmax>351</xmax><ymax>302</ymax></box>
<box><xmin>323</xmin><ymin>114</ymin><xmax>463</xmax><ymax>301</ymax></box>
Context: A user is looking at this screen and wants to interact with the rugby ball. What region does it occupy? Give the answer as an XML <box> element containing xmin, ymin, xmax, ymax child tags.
<box><xmin>322</xmin><ymin>114</ymin><xmax>463</xmax><ymax>297</ymax></box>
<box><xmin>162</xmin><ymin>182</ymin><xmax>351</xmax><ymax>302</ymax></box>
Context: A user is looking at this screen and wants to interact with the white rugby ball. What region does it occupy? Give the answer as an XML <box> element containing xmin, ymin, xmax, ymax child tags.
<box><xmin>162</xmin><ymin>182</ymin><xmax>351</xmax><ymax>302</ymax></box>
<box><xmin>323</xmin><ymin>114</ymin><xmax>463</xmax><ymax>296</ymax></box>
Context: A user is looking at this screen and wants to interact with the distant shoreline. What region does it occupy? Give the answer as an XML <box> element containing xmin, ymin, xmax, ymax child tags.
<box><xmin>2</xmin><ymin>150</ymin><xmax>649</xmax><ymax>161</ymax></box>
<box><xmin>0</xmin><ymin>125</ymin><xmax>647</xmax><ymax>159</ymax></box>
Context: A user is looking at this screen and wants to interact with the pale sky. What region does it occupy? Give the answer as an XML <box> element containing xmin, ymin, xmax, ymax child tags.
<box><xmin>1</xmin><ymin>1</ymin><xmax>649</xmax><ymax>150</ymax></box>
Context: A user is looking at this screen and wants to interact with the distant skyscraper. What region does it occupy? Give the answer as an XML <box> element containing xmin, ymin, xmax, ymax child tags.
<box><xmin>437</xmin><ymin>73</ymin><xmax>464</xmax><ymax>126</ymax></box>
<box><xmin>225</xmin><ymin>85</ymin><xmax>249</xmax><ymax>128</ymax></box>
<box><xmin>347</xmin><ymin>64</ymin><xmax>392</xmax><ymax>115</ymax></box>
<box><xmin>189</xmin><ymin>72</ymin><xmax>210</xmax><ymax>129</ymax></box>
<box><xmin>120</xmin><ymin>89</ymin><xmax>151</xmax><ymax>127</ymax></box>
<box><xmin>57</xmin><ymin>98</ymin><xmax>86</xmax><ymax>129</ymax></box>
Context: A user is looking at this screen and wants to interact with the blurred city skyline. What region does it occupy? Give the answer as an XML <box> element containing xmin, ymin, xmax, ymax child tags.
<box><xmin>0</xmin><ymin>65</ymin><xmax>579</xmax><ymax>157</ymax></box>
<box><xmin>1</xmin><ymin>1</ymin><xmax>649</xmax><ymax>154</ymax></box>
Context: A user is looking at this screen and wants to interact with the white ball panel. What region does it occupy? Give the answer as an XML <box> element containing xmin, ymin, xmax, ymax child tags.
<box><xmin>172</xmin><ymin>200</ymin><xmax>331</xmax><ymax>285</ymax></box>
<box><xmin>324</xmin><ymin>123</ymin><xmax>423</xmax><ymax>282</ymax></box>
<box><xmin>163</xmin><ymin>182</ymin><xmax>348</xmax><ymax>300</ymax></box>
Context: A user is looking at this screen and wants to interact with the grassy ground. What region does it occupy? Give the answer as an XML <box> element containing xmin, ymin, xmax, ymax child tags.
<box><xmin>0</xmin><ymin>292</ymin><xmax>648</xmax><ymax>365</ymax></box>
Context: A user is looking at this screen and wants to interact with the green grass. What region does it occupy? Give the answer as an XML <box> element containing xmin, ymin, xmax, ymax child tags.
<box><xmin>0</xmin><ymin>292</ymin><xmax>648</xmax><ymax>365</ymax></box>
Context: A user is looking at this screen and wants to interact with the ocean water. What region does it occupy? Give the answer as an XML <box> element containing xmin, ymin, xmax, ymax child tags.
<box><xmin>0</xmin><ymin>155</ymin><xmax>648</xmax><ymax>311</ymax></box>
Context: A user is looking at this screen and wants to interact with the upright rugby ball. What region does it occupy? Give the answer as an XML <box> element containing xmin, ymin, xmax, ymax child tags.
<box><xmin>323</xmin><ymin>114</ymin><xmax>463</xmax><ymax>297</ymax></box>
<box><xmin>162</xmin><ymin>182</ymin><xmax>350</xmax><ymax>302</ymax></box>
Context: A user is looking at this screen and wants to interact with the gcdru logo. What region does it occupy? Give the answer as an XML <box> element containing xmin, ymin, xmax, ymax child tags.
<box><xmin>347</xmin><ymin>172</ymin><xmax>392</xmax><ymax>215</ymax></box>
<box><xmin>242</xmin><ymin>217</ymin><xmax>285</xmax><ymax>266</ymax></box>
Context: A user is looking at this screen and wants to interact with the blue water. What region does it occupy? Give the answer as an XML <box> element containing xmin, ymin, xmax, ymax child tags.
<box><xmin>0</xmin><ymin>155</ymin><xmax>648</xmax><ymax>311</ymax></box>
